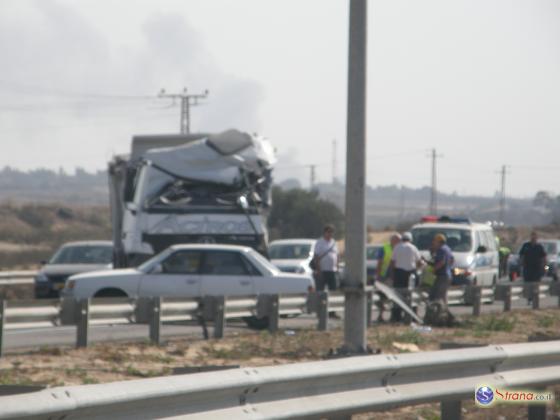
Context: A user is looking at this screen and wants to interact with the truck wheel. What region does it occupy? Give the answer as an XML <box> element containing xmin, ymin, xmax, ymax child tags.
<box><xmin>243</xmin><ymin>316</ymin><xmax>269</xmax><ymax>330</ymax></box>
<box><xmin>94</xmin><ymin>288</ymin><xmax>128</xmax><ymax>298</ymax></box>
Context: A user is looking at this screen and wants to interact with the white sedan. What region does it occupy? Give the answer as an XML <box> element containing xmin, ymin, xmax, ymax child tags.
<box><xmin>269</xmin><ymin>238</ymin><xmax>315</xmax><ymax>274</ymax></box>
<box><xmin>63</xmin><ymin>244</ymin><xmax>314</xmax><ymax>300</ymax></box>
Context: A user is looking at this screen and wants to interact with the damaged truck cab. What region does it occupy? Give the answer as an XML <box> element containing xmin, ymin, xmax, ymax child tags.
<box><xmin>109</xmin><ymin>130</ymin><xmax>276</xmax><ymax>267</ymax></box>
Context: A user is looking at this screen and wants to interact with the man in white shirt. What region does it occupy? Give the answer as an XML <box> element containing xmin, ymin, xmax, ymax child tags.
<box><xmin>390</xmin><ymin>231</ymin><xmax>423</xmax><ymax>322</ymax></box>
<box><xmin>312</xmin><ymin>224</ymin><xmax>338</xmax><ymax>292</ymax></box>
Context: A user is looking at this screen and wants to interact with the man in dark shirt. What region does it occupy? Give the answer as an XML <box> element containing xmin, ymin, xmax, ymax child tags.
<box><xmin>429</xmin><ymin>233</ymin><xmax>454</xmax><ymax>303</ymax></box>
<box><xmin>519</xmin><ymin>231</ymin><xmax>547</xmax><ymax>282</ymax></box>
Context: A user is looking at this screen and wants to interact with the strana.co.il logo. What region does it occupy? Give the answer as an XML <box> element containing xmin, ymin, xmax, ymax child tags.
<box><xmin>475</xmin><ymin>385</ymin><xmax>495</xmax><ymax>407</ymax></box>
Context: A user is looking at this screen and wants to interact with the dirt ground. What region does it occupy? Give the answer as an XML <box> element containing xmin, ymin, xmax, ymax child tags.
<box><xmin>1</xmin><ymin>309</ymin><xmax>560</xmax><ymax>418</ymax></box>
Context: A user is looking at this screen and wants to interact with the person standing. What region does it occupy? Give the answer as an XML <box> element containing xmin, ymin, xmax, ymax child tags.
<box><xmin>519</xmin><ymin>231</ymin><xmax>547</xmax><ymax>284</ymax></box>
<box><xmin>312</xmin><ymin>224</ymin><xmax>339</xmax><ymax>292</ymax></box>
<box><xmin>374</xmin><ymin>233</ymin><xmax>401</xmax><ymax>322</ymax></box>
<box><xmin>376</xmin><ymin>234</ymin><xmax>401</xmax><ymax>282</ymax></box>
<box><xmin>429</xmin><ymin>233</ymin><xmax>454</xmax><ymax>303</ymax></box>
<box><xmin>389</xmin><ymin>232</ymin><xmax>423</xmax><ymax>322</ymax></box>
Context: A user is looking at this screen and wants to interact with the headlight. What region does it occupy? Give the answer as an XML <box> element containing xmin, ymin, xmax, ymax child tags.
<box><xmin>35</xmin><ymin>273</ymin><xmax>49</xmax><ymax>283</ymax></box>
<box><xmin>296</xmin><ymin>266</ymin><xmax>306</xmax><ymax>274</ymax></box>
<box><xmin>66</xmin><ymin>280</ymin><xmax>76</xmax><ymax>290</ymax></box>
<box><xmin>453</xmin><ymin>267</ymin><xmax>472</xmax><ymax>277</ymax></box>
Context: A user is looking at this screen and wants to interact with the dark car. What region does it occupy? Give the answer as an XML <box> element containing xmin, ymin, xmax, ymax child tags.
<box><xmin>35</xmin><ymin>241</ymin><xmax>113</xmax><ymax>298</ymax></box>
<box><xmin>507</xmin><ymin>239</ymin><xmax>560</xmax><ymax>281</ymax></box>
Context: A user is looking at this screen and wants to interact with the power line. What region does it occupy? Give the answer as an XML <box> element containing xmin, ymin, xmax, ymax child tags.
<box><xmin>158</xmin><ymin>87</ymin><xmax>209</xmax><ymax>134</ymax></box>
<box><xmin>0</xmin><ymin>79</ymin><xmax>155</xmax><ymax>100</ymax></box>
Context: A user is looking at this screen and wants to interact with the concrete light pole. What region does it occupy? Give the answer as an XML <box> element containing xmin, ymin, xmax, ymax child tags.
<box><xmin>343</xmin><ymin>0</ymin><xmax>368</xmax><ymax>354</ymax></box>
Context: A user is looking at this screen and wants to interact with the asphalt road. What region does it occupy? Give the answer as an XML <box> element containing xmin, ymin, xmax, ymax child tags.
<box><xmin>3</xmin><ymin>291</ymin><xmax>557</xmax><ymax>354</ymax></box>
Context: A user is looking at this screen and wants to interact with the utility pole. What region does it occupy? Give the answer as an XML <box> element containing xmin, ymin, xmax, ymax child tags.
<box><xmin>158</xmin><ymin>87</ymin><xmax>209</xmax><ymax>134</ymax></box>
<box><xmin>343</xmin><ymin>0</ymin><xmax>368</xmax><ymax>354</ymax></box>
<box><xmin>309</xmin><ymin>165</ymin><xmax>316</xmax><ymax>190</ymax></box>
<box><xmin>497</xmin><ymin>165</ymin><xmax>509</xmax><ymax>223</ymax></box>
<box><xmin>428</xmin><ymin>148</ymin><xmax>442</xmax><ymax>215</ymax></box>
<box><xmin>332</xmin><ymin>139</ymin><xmax>337</xmax><ymax>184</ymax></box>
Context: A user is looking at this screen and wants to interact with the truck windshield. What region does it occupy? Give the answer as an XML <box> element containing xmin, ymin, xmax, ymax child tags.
<box><xmin>412</xmin><ymin>228</ymin><xmax>473</xmax><ymax>252</ymax></box>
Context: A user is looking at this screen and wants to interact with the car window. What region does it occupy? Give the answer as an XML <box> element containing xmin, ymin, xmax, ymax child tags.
<box><xmin>49</xmin><ymin>245</ymin><xmax>113</xmax><ymax>264</ymax></box>
<box><xmin>366</xmin><ymin>246</ymin><xmax>382</xmax><ymax>260</ymax></box>
<box><xmin>542</xmin><ymin>242</ymin><xmax>557</xmax><ymax>255</ymax></box>
<box><xmin>269</xmin><ymin>244</ymin><xmax>312</xmax><ymax>259</ymax></box>
<box><xmin>412</xmin><ymin>228</ymin><xmax>472</xmax><ymax>252</ymax></box>
<box><xmin>201</xmin><ymin>251</ymin><xmax>250</xmax><ymax>276</ymax></box>
<box><xmin>484</xmin><ymin>231</ymin><xmax>497</xmax><ymax>251</ymax></box>
<box><xmin>161</xmin><ymin>251</ymin><xmax>202</xmax><ymax>274</ymax></box>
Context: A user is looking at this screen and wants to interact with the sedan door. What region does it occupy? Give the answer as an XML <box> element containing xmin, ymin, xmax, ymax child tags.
<box><xmin>138</xmin><ymin>250</ymin><xmax>203</xmax><ymax>297</ymax></box>
<box><xmin>199</xmin><ymin>250</ymin><xmax>255</xmax><ymax>296</ymax></box>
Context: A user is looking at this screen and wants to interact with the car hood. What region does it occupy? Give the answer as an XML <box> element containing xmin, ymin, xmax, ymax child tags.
<box><xmin>271</xmin><ymin>259</ymin><xmax>309</xmax><ymax>268</ymax></box>
<box><xmin>70</xmin><ymin>268</ymin><xmax>140</xmax><ymax>281</ymax></box>
<box><xmin>42</xmin><ymin>264</ymin><xmax>112</xmax><ymax>276</ymax></box>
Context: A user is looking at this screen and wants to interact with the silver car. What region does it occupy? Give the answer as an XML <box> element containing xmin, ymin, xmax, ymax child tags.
<box><xmin>269</xmin><ymin>239</ymin><xmax>315</xmax><ymax>274</ymax></box>
<box><xmin>35</xmin><ymin>240</ymin><xmax>113</xmax><ymax>298</ymax></box>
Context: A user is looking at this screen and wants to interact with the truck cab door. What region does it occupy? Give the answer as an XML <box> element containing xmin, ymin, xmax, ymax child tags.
<box><xmin>139</xmin><ymin>250</ymin><xmax>203</xmax><ymax>297</ymax></box>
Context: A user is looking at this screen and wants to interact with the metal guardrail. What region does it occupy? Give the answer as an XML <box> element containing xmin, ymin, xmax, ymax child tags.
<box><xmin>0</xmin><ymin>340</ymin><xmax>559</xmax><ymax>419</ymax></box>
<box><xmin>1</xmin><ymin>282</ymin><xmax>559</xmax><ymax>355</ymax></box>
<box><xmin>0</xmin><ymin>271</ymin><xmax>36</xmax><ymax>286</ymax></box>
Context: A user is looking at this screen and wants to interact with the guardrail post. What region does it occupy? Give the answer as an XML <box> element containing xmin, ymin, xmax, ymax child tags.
<box><xmin>60</xmin><ymin>297</ymin><xmax>78</xmax><ymax>325</ymax></box>
<box><xmin>76</xmin><ymin>298</ymin><xmax>90</xmax><ymax>348</ymax></box>
<box><xmin>149</xmin><ymin>297</ymin><xmax>162</xmax><ymax>345</ymax></box>
<box><xmin>366</xmin><ymin>290</ymin><xmax>373</xmax><ymax>326</ymax></box>
<box><xmin>257</xmin><ymin>295</ymin><xmax>279</xmax><ymax>333</ymax></box>
<box><xmin>503</xmin><ymin>284</ymin><xmax>512</xmax><ymax>312</ymax></box>
<box><xmin>402</xmin><ymin>289</ymin><xmax>412</xmax><ymax>324</ymax></box>
<box><xmin>441</xmin><ymin>400</ymin><xmax>461</xmax><ymax>420</ymax></box>
<box><xmin>532</xmin><ymin>283</ymin><xmax>541</xmax><ymax>310</ymax></box>
<box><xmin>471</xmin><ymin>286</ymin><xmax>482</xmax><ymax>317</ymax></box>
<box><xmin>213</xmin><ymin>296</ymin><xmax>225</xmax><ymax>339</ymax></box>
<box><xmin>0</xmin><ymin>300</ymin><xmax>5</xmax><ymax>358</ymax></box>
<box><xmin>317</xmin><ymin>291</ymin><xmax>328</xmax><ymax>331</ymax></box>
<box><xmin>528</xmin><ymin>387</ymin><xmax>547</xmax><ymax>420</ymax></box>
<box><xmin>134</xmin><ymin>297</ymin><xmax>151</xmax><ymax>324</ymax></box>
<box><xmin>203</xmin><ymin>296</ymin><xmax>225</xmax><ymax>339</ymax></box>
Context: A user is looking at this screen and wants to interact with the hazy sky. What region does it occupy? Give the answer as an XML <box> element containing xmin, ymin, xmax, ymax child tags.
<box><xmin>1</xmin><ymin>0</ymin><xmax>560</xmax><ymax>197</ymax></box>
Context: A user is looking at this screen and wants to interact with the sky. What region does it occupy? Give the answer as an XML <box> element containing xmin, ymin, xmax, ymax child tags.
<box><xmin>1</xmin><ymin>0</ymin><xmax>560</xmax><ymax>197</ymax></box>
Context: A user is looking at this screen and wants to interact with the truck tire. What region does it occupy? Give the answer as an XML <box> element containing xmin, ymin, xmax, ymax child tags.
<box><xmin>243</xmin><ymin>316</ymin><xmax>269</xmax><ymax>330</ymax></box>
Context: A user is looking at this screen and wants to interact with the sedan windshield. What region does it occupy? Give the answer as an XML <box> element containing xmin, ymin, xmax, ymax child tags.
<box><xmin>412</xmin><ymin>228</ymin><xmax>473</xmax><ymax>252</ymax></box>
<box><xmin>49</xmin><ymin>245</ymin><xmax>113</xmax><ymax>264</ymax></box>
<box><xmin>269</xmin><ymin>244</ymin><xmax>312</xmax><ymax>260</ymax></box>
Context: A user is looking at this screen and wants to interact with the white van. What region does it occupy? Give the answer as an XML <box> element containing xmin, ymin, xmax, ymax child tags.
<box><xmin>411</xmin><ymin>218</ymin><xmax>499</xmax><ymax>286</ymax></box>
